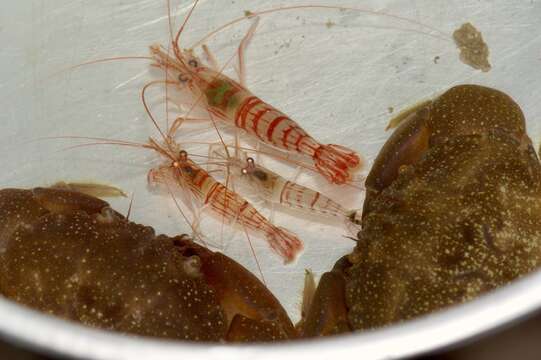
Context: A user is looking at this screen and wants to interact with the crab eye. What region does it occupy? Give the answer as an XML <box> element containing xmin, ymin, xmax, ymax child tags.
<box><xmin>241</xmin><ymin>168</ymin><xmax>249</xmax><ymax>175</ymax></box>
<box><xmin>188</xmin><ymin>59</ymin><xmax>198</xmax><ymax>68</ymax></box>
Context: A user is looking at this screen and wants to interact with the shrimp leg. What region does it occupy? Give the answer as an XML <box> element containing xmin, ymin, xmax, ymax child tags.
<box><xmin>200</xmin><ymin>16</ymin><xmax>260</xmax><ymax>87</ymax></box>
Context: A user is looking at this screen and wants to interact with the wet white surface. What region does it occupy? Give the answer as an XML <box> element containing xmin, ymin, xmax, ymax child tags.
<box><xmin>0</xmin><ymin>0</ymin><xmax>541</xmax><ymax>359</ymax></box>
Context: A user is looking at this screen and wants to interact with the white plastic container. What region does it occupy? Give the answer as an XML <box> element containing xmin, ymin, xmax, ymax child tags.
<box><xmin>0</xmin><ymin>1</ymin><xmax>540</xmax><ymax>358</ymax></box>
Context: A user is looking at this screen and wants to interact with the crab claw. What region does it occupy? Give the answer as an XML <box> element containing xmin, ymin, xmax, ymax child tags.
<box><xmin>195</xmin><ymin>249</ymin><xmax>297</xmax><ymax>341</ymax></box>
<box><xmin>300</xmin><ymin>257</ymin><xmax>352</xmax><ymax>337</ymax></box>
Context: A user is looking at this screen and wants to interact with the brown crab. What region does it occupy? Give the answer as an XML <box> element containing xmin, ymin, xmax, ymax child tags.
<box><xmin>302</xmin><ymin>84</ymin><xmax>541</xmax><ymax>336</ymax></box>
<box><xmin>0</xmin><ymin>187</ymin><xmax>296</xmax><ymax>342</ymax></box>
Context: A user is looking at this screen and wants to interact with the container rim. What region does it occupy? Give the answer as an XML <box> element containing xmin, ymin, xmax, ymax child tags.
<box><xmin>1</xmin><ymin>269</ymin><xmax>541</xmax><ymax>360</ymax></box>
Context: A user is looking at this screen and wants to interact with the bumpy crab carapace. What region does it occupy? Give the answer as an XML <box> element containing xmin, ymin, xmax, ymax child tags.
<box><xmin>0</xmin><ymin>187</ymin><xmax>296</xmax><ymax>342</ymax></box>
<box><xmin>302</xmin><ymin>84</ymin><xmax>541</xmax><ymax>336</ymax></box>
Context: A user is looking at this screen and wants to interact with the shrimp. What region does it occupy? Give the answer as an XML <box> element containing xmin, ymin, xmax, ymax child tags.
<box><xmin>64</xmin><ymin>1</ymin><xmax>459</xmax><ymax>184</ymax></box>
<box><xmin>150</xmin><ymin>0</ymin><xmax>363</xmax><ymax>185</ymax></box>
<box><xmin>50</xmin><ymin>85</ymin><xmax>305</xmax><ymax>262</ymax></box>
<box><xmin>150</xmin><ymin>0</ymin><xmax>465</xmax><ymax>184</ymax></box>
<box><xmin>53</xmin><ymin>133</ymin><xmax>304</xmax><ymax>261</ymax></box>
<box><xmin>209</xmin><ymin>144</ymin><xmax>361</xmax><ymax>224</ymax></box>
<box><xmin>146</xmin><ymin>141</ymin><xmax>303</xmax><ymax>263</ymax></box>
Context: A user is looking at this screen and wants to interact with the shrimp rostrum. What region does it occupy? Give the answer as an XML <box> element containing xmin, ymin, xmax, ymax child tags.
<box><xmin>150</xmin><ymin>1</ymin><xmax>362</xmax><ymax>185</ymax></box>
<box><xmin>301</xmin><ymin>85</ymin><xmax>541</xmax><ymax>336</ymax></box>
<box><xmin>0</xmin><ymin>187</ymin><xmax>296</xmax><ymax>341</ymax></box>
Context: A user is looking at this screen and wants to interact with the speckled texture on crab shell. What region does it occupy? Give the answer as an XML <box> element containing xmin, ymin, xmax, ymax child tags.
<box><xmin>0</xmin><ymin>189</ymin><xmax>227</xmax><ymax>341</ymax></box>
<box><xmin>346</xmin><ymin>124</ymin><xmax>541</xmax><ymax>330</ymax></box>
<box><xmin>428</xmin><ymin>85</ymin><xmax>526</xmax><ymax>143</ymax></box>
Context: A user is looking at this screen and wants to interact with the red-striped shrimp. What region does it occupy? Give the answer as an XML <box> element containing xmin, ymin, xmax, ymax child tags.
<box><xmin>151</xmin><ymin>1</ymin><xmax>362</xmax><ymax>185</ymax></box>
<box><xmin>151</xmin><ymin>0</ymin><xmax>459</xmax><ymax>184</ymax></box>
<box><xmin>53</xmin><ymin>87</ymin><xmax>305</xmax><ymax>262</ymax></box>
<box><xmin>66</xmin><ymin>1</ymin><xmax>456</xmax><ymax>183</ymax></box>
<box><xmin>209</xmin><ymin>144</ymin><xmax>361</xmax><ymax>225</ymax></box>
<box><xmin>146</xmin><ymin>141</ymin><xmax>303</xmax><ymax>263</ymax></box>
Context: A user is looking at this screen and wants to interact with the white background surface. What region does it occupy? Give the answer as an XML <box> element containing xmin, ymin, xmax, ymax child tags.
<box><xmin>1</xmin><ymin>0</ymin><xmax>541</xmax><ymax>357</ymax></box>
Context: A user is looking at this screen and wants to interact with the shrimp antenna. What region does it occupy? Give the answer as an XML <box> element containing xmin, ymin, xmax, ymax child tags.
<box><xmin>190</xmin><ymin>4</ymin><xmax>452</xmax><ymax>50</ymax></box>
<box><xmin>49</xmin><ymin>137</ymin><xmax>202</xmax><ymax>167</ymax></box>
<box><xmin>166</xmin><ymin>0</ymin><xmax>175</xmax><ymax>45</ymax></box>
<box><xmin>67</xmin><ymin>56</ymin><xmax>153</xmax><ymax>70</ymax></box>
<box><xmin>35</xmin><ymin>135</ymin><xmax>147</xmax><ymax>147</ymax></box>
<box><xmin>164</xmin><ymin>43</ymin><xmax>173</xmax><ymax>132</ymax></box>
<box><xmin>48</xmin><ymin>56</ymin><xmax>153</xmax><ymax>80</ymax></box>
<box><xmin>241</xmin><ymin>224</ymin><xmax>266</xmax><ymax>286</ymax></box>
<box><xmin>141</xmin><ymin>79</ymin><xmax>178</xmax><ymax>149</ymax></box>
<box><xmin>147</xmin><ymin>137</ymin><xmax>176</xmax><ymax>162</ymax></box>
<box><xmin>172</xmin><ymin>0</ymin><xmax>200</xmax><ymax>63</ymax></box>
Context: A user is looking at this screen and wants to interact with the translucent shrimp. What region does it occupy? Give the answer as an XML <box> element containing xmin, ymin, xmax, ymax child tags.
<box><xmin>147</xmin><ymin>144</ymin><xmax>303</xmax><ymax>263</ymax></box>
<box><xmin>151</xmin><ymin>1</ymin><xmax>362</xmax><ymax>185</ymax></box>
<box><xmin>63</xmin><ymin>2</ymin><xmax>457</xmax><ymax>185</ymax></box>
<box><xmin>51</xmin><ymin>96</ymin><xmax>305</xmax><ymax>263</ymax></box>
<box><xmin>147</xmin><ymin>0</ymin><xmax>465</xmax><ymax>183</ymax></box>
<box><xmin>209</xmin><ymin>144</ymin><xmax>360</xmax><ymax>224</ymax></box>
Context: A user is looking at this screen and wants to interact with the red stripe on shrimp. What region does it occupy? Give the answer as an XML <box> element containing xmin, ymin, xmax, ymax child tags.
<box><xmin>280</xmin><ymin>181</ymin><xmax>292</xmax><ymax>205</ymax></box>
<box><xmin>251</xmin><ymin>107</ymin><xmax>272</xmax><ymax>140</ymax></box>
<box><xmin>281</xmin><ymin>126</ymin><xmax>295</xmax><ymax>149</ymax></box>
<box><xmin>310</xmin><ymin>192</ymin><xmax>320</xmax><ymax>209</ymax></box>
<box><xmin>238</xmin><ymin>201</ymin><xmax>250</xmax><ymax>215</ymax></box>
<box><xmin>204</xmin><ymin>182</ymin><xmax>221</xmax><ymax>204</ymax></box>
<box><xmin>266</xmin><ymin>116</ymin><xmax>288</xmax><ymax>142</ymax></box>
<box><xmin>281</xmin><ymin>125</ymin><xmax>307</xmax><ymax>150</ymax></box>
<box><xmin>294</xmin><ymin>134</ymin><xmax>306</xmax><ymax>152</ymax></box>
<box><xmin>194</xmin><ymin>169</ymin><xmax>210</xmax><ymax>188</ymax></box>
<box><xmin>235</xmin><ymin>96</ymin><xmax>261</xmax><ymax>129</ymax></box>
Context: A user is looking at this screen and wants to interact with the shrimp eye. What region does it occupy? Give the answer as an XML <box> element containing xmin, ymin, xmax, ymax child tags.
<box><xmin>246</xmin><ymin>157</ymin><xmax>255</xmax><ymax>169</ymax></box>
<box><xmin>179</xmin><ymin>150</ymin><xmax>188</xmax><ymax>161</ymax></box>
<box><xmin>188</xmin><ymin>59</ymin><xmax>198</xmax><ymax>68</ymax></box>
<box><xmin>178</xmin><ymin>73</ymin><xmax>190</xmax><ymax>83</ymax></box>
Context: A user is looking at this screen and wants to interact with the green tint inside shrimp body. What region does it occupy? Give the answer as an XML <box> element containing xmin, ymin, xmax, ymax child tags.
<box><xmin>205</xmin><ymin>79</ymin><xmax>240</xmax><ymax>110</ymax></box>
